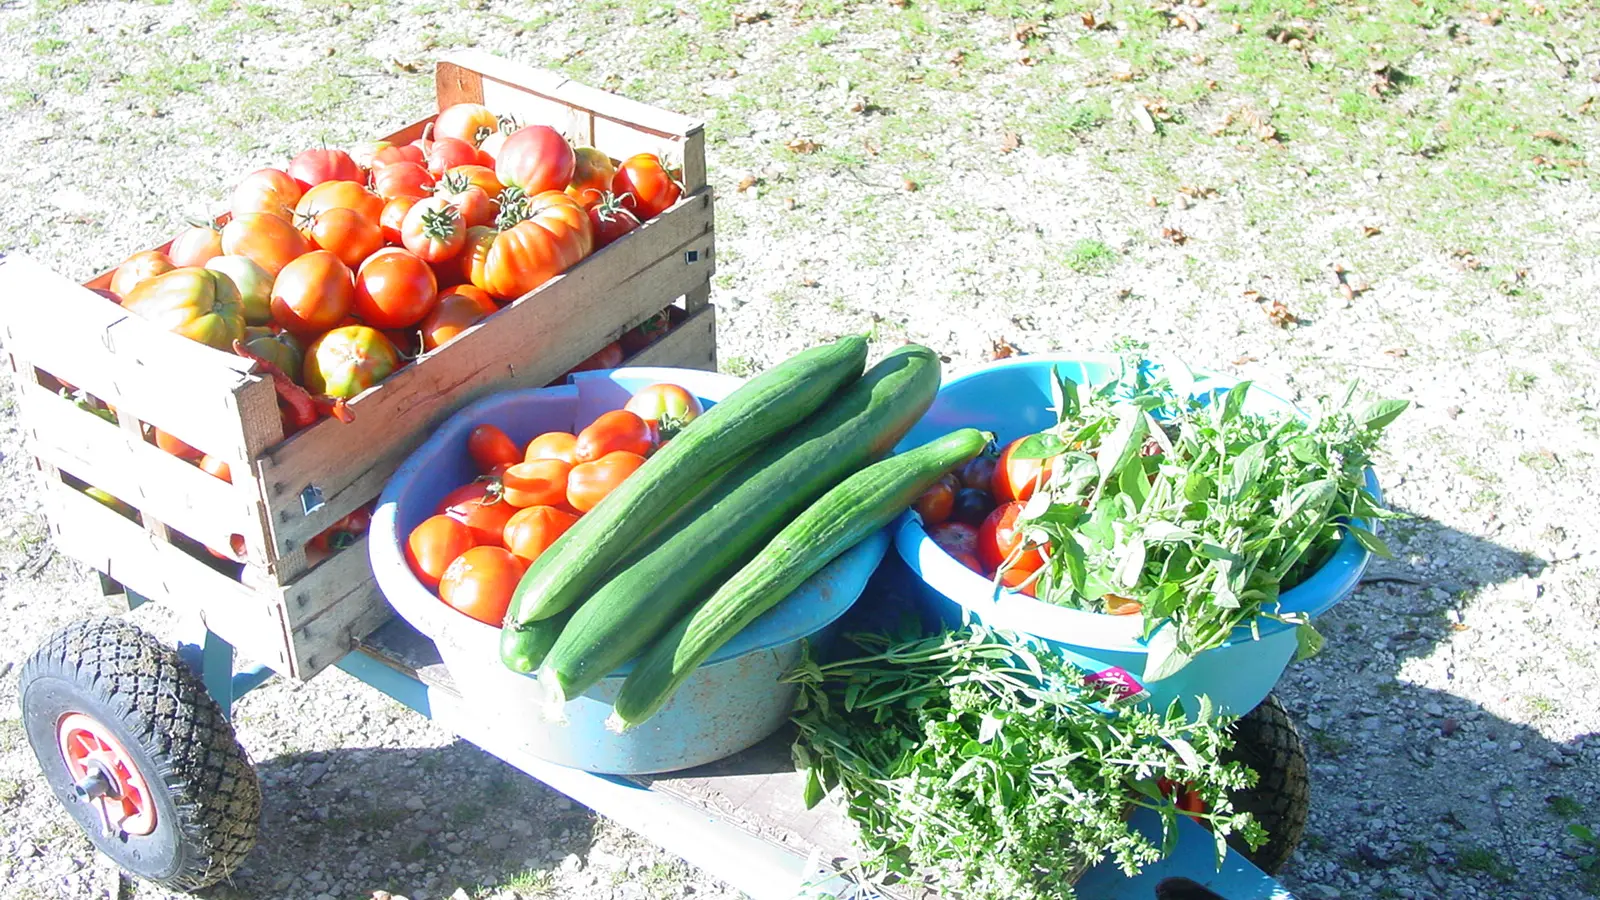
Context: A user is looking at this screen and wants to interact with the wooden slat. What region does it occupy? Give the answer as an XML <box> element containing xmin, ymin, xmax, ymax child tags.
<box><xmin>272</xmin><ymin>533</ymin><xmax>390</xmax><ymax>678</ymax></box>
<box><xmin>257</xmin><ymin>190</ymin><xmax>716</xmax><ymax>557</ymax></box>
<box><xmin>438</xmin><ymin>51</ymin><xmax>703</xmax><ymax>139</ymax></box>
<box><xmin>45</xmin><ymin>478</ymin><xmax>295</xmax><ymax>675</ymax></box>
<box><xmin>13</xmin><ymin>379</ymin><xmax>255</xmax><ymax>552</ymax></box>
<box><xmin>0</xmin><ymin>255</ymin><xmax>269</xmax><ymax>462</ymax></box>
<box><xmin>625</xmin><ymin>305</ymin><xmax>717</xmax><ymax>371</ymax></box>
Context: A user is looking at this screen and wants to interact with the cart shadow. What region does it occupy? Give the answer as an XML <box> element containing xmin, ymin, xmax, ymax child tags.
<box><xmin>1266</xmin><ymin>508</ymin><xmax>1600</xmax><ymax>899</ymax></box>
<box><xmin>204</xmin><ymin>740</ymin><xmax>604</xmax><ymax>900</ymax></box>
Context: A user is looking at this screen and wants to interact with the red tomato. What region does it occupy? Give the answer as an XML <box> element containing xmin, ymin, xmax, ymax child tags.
<box><xmin>302</xmin><ymin>325</ymin><xmax>400</xmax><ymax>398</ymax></box>
<box><xmin>443</xmin><ymin>164</ymin><xmax>504</xmax><ymax>201</ymax></box>
<box><xmin>976</xmin><ymin>501</ymin><xmax>1044</xmax><ymax>573</ymax></box>
<box><xmin>288</xmin><ymin>147</ymin><xmax>363</xmax><ymax>191</ymax></box>
<box><xmin>612</xmin><ymin>153</ymin><xmax>682</xmax><ymax>219</ymax></box>
<box><xmin>347</xmin><ymin>140</ymin><xmax>392</xmax><ymax>171</ymax></box>
<box><xmin>524</xmin><ymin>431</ymin><xmax>578</xmax><ymax>465</ymax></box>
<box><xmin>438</xmin><ymin>483</ymin><xmax>519</xmax><ymax>545</ymax></box>
<box><xmin>566</xmin><ymin>451</ymin><xmax>645</xmax><ymax>512</ymax></box>
<box><xmin>575</xmin><ymin>409</ymin><xmax>654</xmax><ymax>461</ymax></box>
<box><xmin>501</xmin><ymin>458</ymin><xmax>572</xmax><ymax>508</ymax></box>
<box><xmin>371</xmin><ymin>161</ymin><xmax>435</xmax><ymax>201</ymax></box>
<box><xmin>373</xmin><ymin>143</ymin><xmax>427</xmax><ymax>168</ymax></box>
<box><xmin>495</xmin><ymin>125</ymin><xmax>576</xmax><ymax>195</ymax></box>
<box><xmin>619</xmin><ymin>308</ymin><xmax>671</xmax><ymax>354</ymax></box>
<box><xmin>479</xmin><ymin>191</ymin><xmax>593</xmax><ymax>300</ymax></box>
<box><xmin>401</xmin><ymin>197</ymin><xmax>467</xmax><ymax>263</ymax></box>
<box><xmin>438</xmin><ymin>546</ymin><xmax>526</xmax><ymax>625</ymax></box>
<box><xmin>564</xmin><ymin>341</ymin><xmax>624</xmax><ymax>377</ymax></box>
<box><xmin>271</xmin><ymin>250</ymin><xmax>354</xmax><ymax>335</ymax></box>
<box><xmin>566</xmin><ymin>147</ymin><xmax>617</xmax><ymax>207</ymax></box>
<box><xmin>623</xmin><ymin>384</ymin><xmax>702</xmax><ymax>442</ymax></box>
<box><xmin>354</xmin><ymin>247</ymin><xmax>438</xmax><ymax>329</ymax></box>
<box><xmin>435</xmin><ymin>102</ymin><xmax>500</xmax><ymax>147</ymax></box>
<box><xmin>586</xmin><ymin>193</ymin><xmax>641</xmax><ymax>249</ymax></box>
<box><xmin>303</xmin><ymin>208</ymin><xmax>384</xmax><ymax>269</ymax></box>
<box><xmin>310</xmin><ymin>505</ymin><xmax>373</xmax><ymax>553</ymax></box>
<box><xmin>168</xmin><ymin>223</ymin><xmax>224</xmax><ymax>267</ymax></box>
<box><xmin>426</xmin><ymin>136</ymin><xmax>480</xmax><ymax>175</ymax></box>
<box><xmin>993</xmin><ymin>436</ymin><xmax>1054</xmax><ymax>503</ymax></box>
<box><xmin>295</xmin><ymin>180</ymin><xmax>385</xmax><ymax>226</ymax></box>
<box><xmin>406</xmin><ymin>514</ymin><xmax>480</xmax><ymax>589</ymax></box>
<box><xmin>420</xmin><ymin>289</ymin><xmax>494</xmax><ymax>351</ymax></box>
<box><xmin>456</xmin><ymin>224</ymin><xmax>497</xmax><ymax>288</ymax></box>
<box><xmin>110</xmin><ymin>250</ymin><xmax>176</xmax><ymax>297</ymax></box>
<box><xmin>380</xmin><ymin>196</ymin><xmax>417</xmax><ymax>245</ymax></box>
<box><xmin>230</xmin><ymin>168</ymin><xmax>302</xmax><ymax>222</ymax></box>
<box><xmin>198</xmin><ymin>454</ymin><xmax>232</xmax><ymax>483</ymax></box>
<box><xmin>468</xmin><ymin>424</ymin><xmax>522</xmax><ymax>474</ymax></box>
<box><xmin>914</xmin><ymin>481</ymin><xmax>956</xmax><ymax>527</ymax></box>
<box><xmin>928</xmin><ymin>521</ymin><xmax>980</xmax><ymax>559</ymax></box>
<box><xmin>222</xmin><ymin>213</ymin><xmax>309</xmax><ymax>278</ymax></box>
<box><xmin>502</xmin><ymin>505</ymin><xmax>579</xmax><ymax>563</ymax></box>
<box><xmin>433</xmin><ymin>172</ymin><xmax>495</xmax><ymax>229</ymax></box>
<box><xmin>151</xmin><ymin>427</ymin><xmax>203</xmax><ymax>461</ymax></box>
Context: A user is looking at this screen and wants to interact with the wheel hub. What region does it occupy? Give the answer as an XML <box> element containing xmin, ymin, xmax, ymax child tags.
<box><xmin>56</xmin><ymin>712</ymin><xmax>156</xmax><ymax>838</ymax></box>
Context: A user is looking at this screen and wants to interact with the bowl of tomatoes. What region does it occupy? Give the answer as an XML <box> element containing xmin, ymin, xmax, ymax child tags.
<box><xmin>888</xmin><ymin>354</ymin><xmax>1384</xmax><ymax>718</ymax></box>
<box><xmin>369</xmin><ymin>365</ymin><xmax>889</xmax><ymax>773</ymax></box>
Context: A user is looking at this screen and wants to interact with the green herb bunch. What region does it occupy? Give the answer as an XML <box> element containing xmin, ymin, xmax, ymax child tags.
<box><xmin>1003</xmin><ymin>355</ymin><xmax>1407</xmax><ymax>680</ymax></box>
<box><xmin>787</xmin><ymin>626</ymin><xmax>1266</xmax><ymax>900</ymax></box>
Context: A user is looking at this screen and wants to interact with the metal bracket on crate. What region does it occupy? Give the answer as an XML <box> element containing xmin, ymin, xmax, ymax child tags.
<box><xmin>684</xmin><ymin>250</ymin><xmax>699</xmax><ymax>264</ymax></box>
<box><xmin>300</xmin><ymin>484</ymin><xmax>326</xmax><ymax>516</ymax></box>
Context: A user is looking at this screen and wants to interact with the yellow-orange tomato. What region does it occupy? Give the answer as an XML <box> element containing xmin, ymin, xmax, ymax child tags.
<box><xmin>575</xmin><ymin>409</ymin><xmax>654</xmax><ymax>461</ymax></box>
<box><xmin>501</xmin><ymin>459</ymin><xmax>571</xmax><ymax>508</ymax></box>
<box><xmin>110</xmin><ymin>250</ymin><xmax>176</xmax><ymax>298</ymax></box>
<box><xmin>420</xmin><ymin>288</ymin><xmax>496</xmax><ymax>351</ymax></box>
<box><xmin>230</xmin><ymin>167</ymin><xmax>302</xmax><ymax>222</ymax></box>
<box><xmin>566</xmin><ymin>450</ymin><xmax>645</xmax><ymax>512</ymax></box>
<box><xmin>502</xmin><ymin>505</ymin><xmax>579</xmax><ymax>563</ymax></box>
<box><xmin>294</xmin><ymin>180</ymin><xmax>385</xmax><ymax>226</ymax></box>
<box><xmin>524</xmin><ymin>431</ymin><xmax>579</xmax><ymax>465</ymax></box>
<box><xmin>221</xmin><ymin>213</ymin><xmax>309</xmax><ymax>277</ymax></box>
<box><xmin>303</xmin><ymin>207</ymin><xmax>384</xmax><ymax>270</ymax></box>
<box><xmin>566</xmin><ymin>147</ymin><xmax>617</xmax><ymax>207</ymax></box>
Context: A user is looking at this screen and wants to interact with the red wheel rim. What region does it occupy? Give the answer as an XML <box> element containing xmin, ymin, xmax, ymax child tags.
<box><xmin>56</xmin><ymin>712</ymin><xmax>157</xmax><ymax>837</ymax></box>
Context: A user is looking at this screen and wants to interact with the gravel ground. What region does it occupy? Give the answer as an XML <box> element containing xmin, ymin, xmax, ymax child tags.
<box><xmin>2</xmin><ymin>0</ymin><xmax>1599</xmax><ymax>898</ymax></box>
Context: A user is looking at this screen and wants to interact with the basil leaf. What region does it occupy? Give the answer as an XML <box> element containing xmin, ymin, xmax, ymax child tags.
<box><xmin>1294</xmin><ymin>622</ymin><xmax>1325</xmax><ymax>661</ymax></box>
<box><xmin>803</xmin><ymin>766</ymin><xmax>826</xmax><ymax>809</ymax></box>
<box><xmin>1119</xmin><ymin>458</ymin><xmax>1150</xmax><ymax>511</ymax></box>
<box><xmin>1144</xmin><ymin>521</ymin><xmax>1201</xmax><ymax>543</ymax></box>
<box><xmin>1213</xmin><ymin>381</ymin><xmax>1252</xmax><ymax>427</ymax></box>
<box><xmin>1058</xmin><ymin>535</ymin><xmax>1089</xmax><ymax>596</ymax></box>
<box><xmin>1095</xmin><ymin>403</ymin><xmax>1150</xmax><ymax>495</ymax></box>
<box><xmin>1343</xmin><ymin>523</ymin><xmax>1394</xmax><ymax>558</ymax></box>
<box><xmin>1115</xmin><ymin>537</ymin><xmax>1148</xmax><ymax>589</ymax></box>
<box><xmin>1360</xmin><ymin>398</ymin><xmax>1410</xmax><ymax>431</ymax></box>
<box><xmin>1142</xmin><ymin>625</ymin><xmax>1195</xmax><ymax>681</ymax></box>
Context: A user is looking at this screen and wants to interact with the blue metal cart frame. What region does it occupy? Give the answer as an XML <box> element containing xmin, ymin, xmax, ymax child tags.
<box><xmin>146</xmin><ymin>586</ymin><xmax>1298</xmax><ymax>900</ymax></box>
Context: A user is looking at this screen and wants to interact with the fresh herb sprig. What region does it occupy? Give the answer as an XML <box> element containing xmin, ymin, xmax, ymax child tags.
<box><xmin>1004</xmin><ymin>355</ymin><xmax>1407</xmax><ymax>680</ymax></box>
<box><xmin>787</xmin><ymin>626</ymin><xmax>1266</xmax><ymax>900</ymax></box>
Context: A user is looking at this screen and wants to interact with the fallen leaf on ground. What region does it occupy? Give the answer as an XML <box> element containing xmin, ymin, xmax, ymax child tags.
<box><xmin>1363</xmin><ymin>225</ymin><xmax>1382</xmax><ymax>237</ymax></box>
<box><xmin>801</xmin><ymin>277</ymin><xmax>819</xmax><ymax>288</ymax></box>
<box><xmin>1532</xmin><ymin>130</ymin><xmax>1569</xmax><ymax>144</ymax></box>
<box><xmin>991</xmin><ymin>338</ymin><xmax>1018</xmax><ymax>359</ymax></box>
<box><xmin>1232</xmin><ymin>354</ymin><xmax>1259</xmax><ymax>365</ymax></box>
<box><xmin>1162</xmin><ymin>227</ymin><xmax>1188</xmax><ymax>245</ymax></box>
<box><xmin>736</xmin><ymin>174</ymin><xmax>758</xmax><ymax>192</ymax></box>
<box><xmin>1081</xmin><ymin>11</ymin><xmax>1097</xmax><ymax>28</ymax></box>
<box><xmin>902</xmin><ymin>176</ymin><xmax>919</xmax><ymax>192</ymax></box>
<box><xmin>785</xmin><ymin>138</ymin><xmax>820</xmax><ymax>154</ymax></box>
<box><xmin>1259</xmin><ymin>296</ymin><xmax>1298</xmax><ymax>327</ymax></box>
<box><xmin>1383</xmin><ymin>347</ymin><xmax>1409</xmax><ymax>358</ymax></box>
<box><xmin>1000</xmin><ymin>130</ymin><xmax>1022</xmax><ymax>152</ymax></box>
<box><xmin>1481</xmin><ymin>8</ymin><xmax>1503</xmax><ymax>24</ymax></box>
<box><xmin>1242</xmin><ymin>289</ymin><xmax>1261</xmax><ymax>302</ymax></box>
<box><xmin>1014</xmin><ymin>21</ymin><xmax>1041</xmax><ymax>42</ymax></box>
<box><xmin>735</xmin><ymin>9</ymin><xmax>771</xmax><ymax>24</ymax></box>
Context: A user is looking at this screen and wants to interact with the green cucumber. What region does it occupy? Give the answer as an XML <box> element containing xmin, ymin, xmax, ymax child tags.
<box><xmin>498</xmin><ymin>608</ymin><xmax>572</xmax><ymax>674</ymax></box>
<box><xmin>608</xmin><ymin>427</ymin><xmax>990</xmax><ymax>730</ymax></box>
<box><xmin>504</xmin><ymin>335</ymin><xmax>868</xmax><ymax>636</ymax></box>
<box><xmin>536</xmin><ymin>345</ymin><xmax>943</xmax><ymax>708</ymax></box>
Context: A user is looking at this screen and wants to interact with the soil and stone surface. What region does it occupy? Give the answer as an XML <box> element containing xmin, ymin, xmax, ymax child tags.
<box><xmin>1</xmin><ymin>0</ymin><xmax>1597</xmax><ymax>898</ymax></box>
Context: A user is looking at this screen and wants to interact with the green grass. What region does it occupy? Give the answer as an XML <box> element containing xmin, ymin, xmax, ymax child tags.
<box><xmin>501</xmin><ymin>869</ymin><xmax>555</xmax><ymax>897</ymax></box>
<box><xmin>1062</xmin><ymin>238</ymin><xmax>1117</xmax><ymax>274</ymax></box>
<box><xmin>1456</xmin><ymin>845</ymin><xmax>1514</xmax><ymax>881</ymax></box>
<box><xmin>1548</xmin><ymin>795</ymin><xmax>1584</xmax><ymax>819</ymax></box>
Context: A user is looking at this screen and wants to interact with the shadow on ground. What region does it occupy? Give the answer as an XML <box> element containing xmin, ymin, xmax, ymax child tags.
<box><xmin>202</xmin><ymin>740</ymin><xmax>601</xmax><ymax>900</ymax></box>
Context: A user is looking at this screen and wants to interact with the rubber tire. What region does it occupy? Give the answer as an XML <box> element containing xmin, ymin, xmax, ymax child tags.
<box><xmin>1223</xmin><ymin>693</ymin><xmax>1310</xmax><ymax>874</ymax></box>
<box><xmin>18</xmin><ymin>617</ymin><xmax>261</xmax><ymax>890</ymax></box>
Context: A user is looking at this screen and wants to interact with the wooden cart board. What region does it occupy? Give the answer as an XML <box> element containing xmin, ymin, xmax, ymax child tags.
<box><xmin>0</xmin><ymin>50</ymin><xmax>717</xmax><ymax>682</ymax></box>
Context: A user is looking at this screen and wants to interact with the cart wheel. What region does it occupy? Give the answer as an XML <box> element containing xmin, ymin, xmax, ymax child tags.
<box><xmin>1223</xmin><ymin>693</ymin><xmax>1309</xmax><ymax>874</ymax></box>
<box><xmin>18</xmin><ymin>617</ymin><xmax>261</xmax><ymax>891</ymax></box>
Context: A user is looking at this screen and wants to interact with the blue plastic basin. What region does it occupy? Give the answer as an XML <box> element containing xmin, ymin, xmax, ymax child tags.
<box><xmin>892</xmin><ymin>354</ymin><xmax>1380</xmax><ymax>716</ymax></box>
<box><xmin>370</xmin><ymin>367</ymin><xmax>887</xmax><ymax>774</ymax></box>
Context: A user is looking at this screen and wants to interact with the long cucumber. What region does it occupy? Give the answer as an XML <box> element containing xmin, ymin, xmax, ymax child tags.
<box><xmin>504</xmin><ymin>335</ymin><xmax>868</xmax><ymax>637</ymax></box>
<box><xmin>537</xmin><ymin>345</ymin><xmax>943</xmax><ymax>707</ymax></box>
<box><xmin>608</xmin><ymin>427</ymin><xmax>990</xmax><ymax>730</ymax></box>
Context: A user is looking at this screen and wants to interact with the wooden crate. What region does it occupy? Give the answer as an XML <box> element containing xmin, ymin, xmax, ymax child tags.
<box><xmin>0</xmin><ymin>51</ymin><xmax>717</xmax><ymax>681</ymax></box>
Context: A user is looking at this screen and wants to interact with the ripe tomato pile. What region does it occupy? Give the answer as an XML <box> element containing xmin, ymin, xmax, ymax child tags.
<box><xmin>409</xmin><ymin>383</ymin><xmax>703</xmax><ymax>625</ymax></box>
<box><xmin>101</xmin><ymin>101</ymin><xmax>686</xmax><ymax>443</ymax></box>
<box><xmin>915</xmin><ymin>435</ymin><xmax>1074</xmax><ymax>603</ymax></box>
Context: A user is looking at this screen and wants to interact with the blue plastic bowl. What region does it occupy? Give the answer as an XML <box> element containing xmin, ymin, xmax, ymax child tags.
<box><xmin>370</xmin><ymin>367</ymin><xmax>887</xmax><ymax>774</ymax></box>
<box><xmin>892</xmin><ymin>354</ymin><xmax>1380</xmax><ymax>716</ymax></box>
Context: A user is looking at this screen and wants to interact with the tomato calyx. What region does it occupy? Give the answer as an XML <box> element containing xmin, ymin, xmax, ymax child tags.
<box><xmin>494</xmin><ymin>186</ymin><xmax>532</xmax><ymax>229</ymax></box>
<box><xmin>418</xmin><ymin>203</ymin><xmax>462</xmax><ymax>240</ymax></box>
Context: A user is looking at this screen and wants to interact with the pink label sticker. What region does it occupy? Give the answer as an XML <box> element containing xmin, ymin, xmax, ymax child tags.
<box><xmin>1085</xmin><ymin>666</ymin><xmax>1150</xmax><ymax>705</ymax></box>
